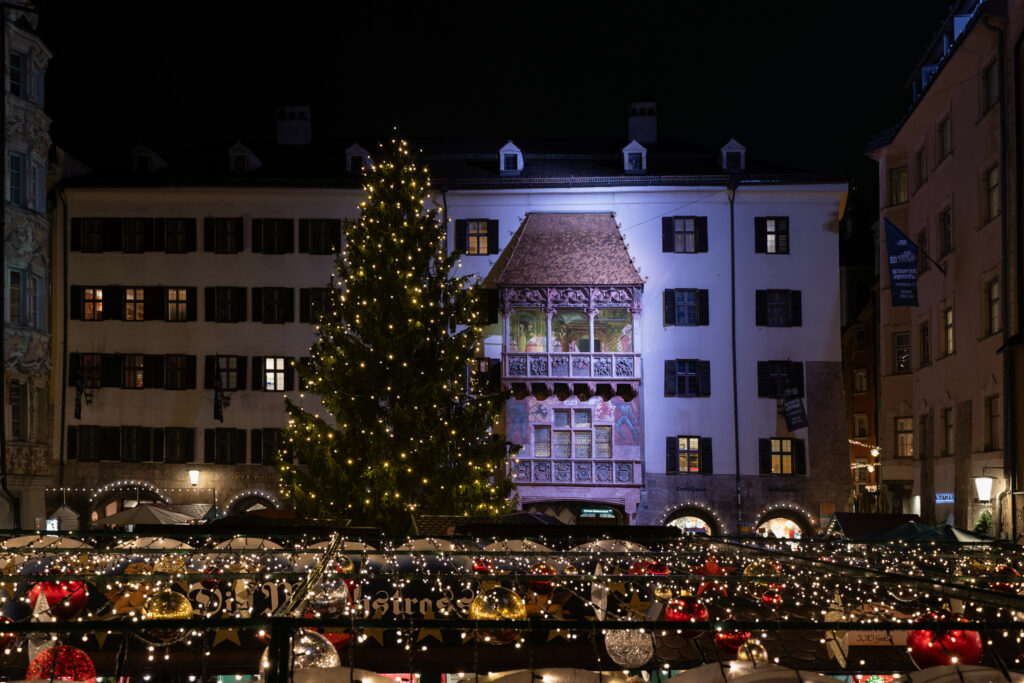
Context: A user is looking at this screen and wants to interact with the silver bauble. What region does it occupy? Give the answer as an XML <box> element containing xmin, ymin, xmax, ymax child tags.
<box><xmin>260</xmin><ymin>630</ymin><xmax>341</xmax><ymax>671</ymax></box>
<box><xmin>308</xmin><ymin>578</ymin><xmax>350</xmax><ymax>617</ymax></box>
<box><xmin>605</xmin><ymin>629</ymin><xmax>654</xmax><ymax>669</ymax></box>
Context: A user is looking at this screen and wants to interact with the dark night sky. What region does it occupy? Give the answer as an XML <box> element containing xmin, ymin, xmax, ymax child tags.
<box><xmin>38</xmin><ymin>1</ymin><xmax>951</xmax><ymax>180</ymax></box>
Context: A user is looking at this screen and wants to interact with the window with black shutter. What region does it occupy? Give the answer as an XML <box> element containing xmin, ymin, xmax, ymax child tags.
<box><xmin>205</xmin><ymin>217</ymin><xmax>244</xmax><ymax>253</ymax></box>
<box><xmin>300</xmin><ymin>219</ymin><xmax>342</xmax><ymax>254</ymax></box>
<box><xmin>755</xmin><ymin>290</ymin><xmax>802</xmax><ymax>327</ymax></box>
<box><xmin>121</xmin><ymin>426</ymin><xmax>152</xmax><ymax>462</ymax></box>
<box><xmin>205</xmin><ymin>428</ymin><xmax>246</xmax><ymax>464</ymax></box>
<box><xmin>165</xmin><ymin>427</ymin><xmax>195</xmax><ymax>464</ymax></box>
<box><xmin>253</xmin><ymin>218</ymin><xmax>294</xmax><ymax>254</ymax></box>
<box><xmin>165</xmin><ymin>218</ymin><xmax>197</xmax><ymax>253</ymax></box>
<box><xmin>664</xmin><ymin>289</ymin><xmax>709</xmax><ymax>326</ymax></box>
<box><xmin>757</xmin><ymin>361</ymin><xmax>804</xmax><ymax>398</ymax></box>
<box><xmin>664</xmin><ymin>359</ymin><xmax>710</xmax><ymax>397</ymax></box>
<box><xmin>755</xmin><ymin>217</ymin><xmax>790</xmax><ymax>254</ymax></box>
<box><xmin>123</xmin><ymin>218</ymin><xmax>153</xmax><ymax>253</ymax></box>
<box><xmin>300</xmin><ymin>288</ymin><xmax>331</xmax><ymax>323</ymax></box>
<box><xmin>759</xmin><ymin>438</ymin><xmax>805</xmax><ymax>475</ymax></box>
<box><xmin>207</xmin><ymin>287</ymin><xmax>247</xmax><ymax>322</ymax></box>
<box><xmin>661</xmin><ymin>217</ymin><xmax>709</xmax><ymax>253</ymax></box>
<box><xmin>256</xmin><ymin>287</ymin><xmax>294</xmax><ymax>324</ymax></box>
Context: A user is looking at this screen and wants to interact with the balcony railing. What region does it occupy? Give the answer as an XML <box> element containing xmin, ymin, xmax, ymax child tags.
<box><xmin>502</xmin><ymin>352</ymin><xmax>641</xmax><ymax>382</ymax></box>
<box><xmin>511</xmin><ymin>457</ymin><xmax>642</xmax><ymax>486</ymax></box>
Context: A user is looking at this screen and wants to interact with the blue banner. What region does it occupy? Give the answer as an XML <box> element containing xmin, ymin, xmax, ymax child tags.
<box><xmin>885</xmin><ymin>219</ymin><xmax>918</xmax><ymax>307</ymax></box>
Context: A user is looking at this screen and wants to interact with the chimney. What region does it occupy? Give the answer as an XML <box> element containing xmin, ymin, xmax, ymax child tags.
<box><xmin>276</xmin><ymin>106</ymin><xmax>311</xmax><ymax>145</ymax></box>
<box><xmin>627</xmin><ymin>101</ymin><xmax>657</xmax><ymax>144</ymax></box>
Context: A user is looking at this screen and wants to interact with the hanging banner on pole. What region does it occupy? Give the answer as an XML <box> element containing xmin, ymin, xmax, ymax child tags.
<box><xmin>884</xmin><ymin>218</ymin><xmax>918</xmax><ymax>307</ymax></box>
<box><xmin>782</xmin><ymin>364</ymin><xmax>808</xmax><ymax>431</ymax></box>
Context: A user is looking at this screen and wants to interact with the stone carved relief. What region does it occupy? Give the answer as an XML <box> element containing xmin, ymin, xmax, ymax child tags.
<box><xmin>593</xmin><ymin>357</ymin><xmax>612</xmax><ymax>377</ymax></box>
<box><xmin>534</xmin><ymin>461</ymin><xmax>551</xmax><ymax>482</ymax></box>
<box><xmin>571</xmin><ymin>356</ymin><xmax>590</xmax><ymax>376</ymax></box>
<box><xmin>5</xmin><ymin>213</ymin><xmax>50</xmax><ymax>267</ymax></box>
<box><xmin>615</xmin><ymin>357</ymin><xmax>635</xmax><ymax>376</ymax></box>
<box><xmin>550</xmin><ymin>356</ymin><xmax>569</xmax><ymax>377</ymax></box>
<box><xmin>514</xmin><ymin>462</ymin><xmax>530</xmax><ymax>481</ymax></box>
<box><xmin>595</xmin><ymin>462</ymin><xmax>613</xmax><ymax>483</ymax></box>
<box><xmin>507</xmin><ymin>356</ymin><xmax>527</xmax><ymax>377</ymax></box>
<box><xmin>7</xmin><ymin>444</ymin><xmax>50</xmax><ymax>477</ymax></box>
<box><xmin>575</xmin><ymin>463</ymin><xmax>592</xmax><ymax>482</ymax></box>
<box><xmin>528</xmin><ymin>357</ymin><xmax>548</xmax><ymax>376</ymax></box>
<box><xmin>503</xmin><ymin>286</ymin><xmax>642</xmax><ymax>313</ymax></box>
<box><xmin>554</xmin><ymin>462</ymin><xmax>571</xmax><ymax>482</ymax></box>
<box><xmin>615</xmin><ymin>463</ymin><xmax>633</xmax><ymax>483</ymax></box>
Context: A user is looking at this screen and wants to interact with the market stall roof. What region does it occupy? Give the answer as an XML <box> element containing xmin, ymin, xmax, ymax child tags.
<box><xmin>825</xmin><ymin>512</ymin><xmax>920</xmax><ymax>540</ymax></box>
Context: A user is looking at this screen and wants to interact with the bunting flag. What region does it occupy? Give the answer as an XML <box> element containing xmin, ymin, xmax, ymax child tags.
<box><xmin>783</xmin><ymin>362</ymin><xmax>808</xmax><ymax>431</ymax></box>
<box><xmin>213</xmin><ymin>355</ymin><xmax>224</xmax><ymax>422</ymax></box>
<box><xmin>884</xmin><ymin>218</ymin><xmax>919</xmax><ymax>307</ymax></box>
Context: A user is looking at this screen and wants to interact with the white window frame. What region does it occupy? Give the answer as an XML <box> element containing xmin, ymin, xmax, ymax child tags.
<box><xmin>265</xmin><ymin>356</ymin><xmax>286</xmax><ymax>391</ymax></box>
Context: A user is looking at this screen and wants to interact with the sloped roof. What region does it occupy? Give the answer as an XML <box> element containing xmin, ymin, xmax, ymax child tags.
<box><xmin>494</xmin><ymin>213</ymin><xmax>642</xmax><ymax>287</ymax></box>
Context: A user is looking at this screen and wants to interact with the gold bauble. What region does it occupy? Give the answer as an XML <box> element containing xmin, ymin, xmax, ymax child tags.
<box><xmin>124</xmin><ymin>562</ymin><xmax>153</xmax><ymax>575</ymax></box>
<box><xmin>335</xmin><ymin>557</ymin><xmax>355</xmax><ymax>574</ymax></box>
<box><xmin>469</xmin><ymin>587</ymin><xmax>526</xmax><ymax>645</ymax></box>
<box><xmin>563</xmin><ymin>565</ymin><xmax>579</xmax><ymax>575</ymax></box>
<box><xmin>153</xmin><ymin>555</ymin><xmax>186</xmax><ymax>574</ymax></box>
<box><xmin>653</xmin><ymin>585</ymin><xmax>674</xmax><ymax>601</ymax></box>
<box><xmin>141</xmin><ymin>589</ymin><xmax>193</xmax><ymax>644</ymax></box>
<box><xmin>742</xmin><ymin>561</ymin><xmax>780</xmax><ymax>578</ymax></box>
<box><xmin>737</xmin><ymin>641</ymin><xmax>769</xmax><ymax>663</ymax></box>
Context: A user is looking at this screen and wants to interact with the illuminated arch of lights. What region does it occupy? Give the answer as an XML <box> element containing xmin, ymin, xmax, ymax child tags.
<box><xmin>88</xmin><ymin>479</ymin><xmax>169</xmax><ymax>504</ymax></box>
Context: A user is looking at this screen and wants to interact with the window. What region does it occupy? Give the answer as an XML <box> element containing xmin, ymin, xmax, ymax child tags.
<box><xmin>167</xmin><ymin>288</ymin><xmax>188</xmax><ymax>321</ymax></box>
<box><xmin>124</xmin><ymin>288</ymin><xmax>144</xmax><ymax>321</ymax></box>
<box><xmin>627</xmin><ymin>152</ymin><xmax>643</xmax><ymax>171</ymax></box>
<box><xmin>123</xmin><ymin>218</ymin><xmax>152</xmax><ymax>253</ymax></box>
<box><xmin>69</xmin><ymin>425</ymin><xmax>120</xmax><ymax>462</ymax></box>
<box><xmin>755</xmin><ymin>217</ymin><xmax>790</xmax><ymax>254</ymax></box>
<box><xmin>939</xmin><ymin>207</ymin><xmax>953</xmax><ymax>255</ymax></box>
<box><xmin>985</xmin><ymin>395</ymin><xmax>1000</xmax><ymax>450</ymax></box>
<box><xmin>205</xmin><ymin>217</ymin><xmax>243</xmax><ymax>253</ymax></box>
<box><xmin>854</xmin><ymin>413</ymin><xmax>868</xmax><ymax>438</ymax></box>
<box><xmin>165</xmin><ymin>218</ymin><xmax>196</xmax><ymax>253</ymax></box>
<box><xmin>757</xmin><ymin>360</ymin><xmax>803</xmax><ymax>399</ymax></box>
<box><xmin>264</xmin><ymin>357</ymin><xmax>286</xmax><ymax>391</ymax></box>
<box><xmin>919</xmin><ymin>320</ymin><xmax>931</xmax><ymax>366</ymax></box>
<box><xmin>889</xmin><ymin>166</ymin><xmax>908</xmax><ymax>205</ymax></box>
<box><xmin>984</xmin><ymin>166</ymin><xmax>999</xmax><ymax>222</ymax></box>
<box><xmin>219</xmin><ymin>356</ymin><xmax>239</xmax><ymax>391</ymax></box>
<box><xmin>455</xmin><ymin>219</ymin><xmax>497</xmax><ymax>255</ymax></box>
<box><xmin>301</xmin><ymin>287</ymin><xmax>331</xmax><ymax>323</ymax></box>
<box><xmin>678</xmin><ymin>436</ymin><xmax>701</xmax><ymax>473</ymax></box>
<box><xmin>204</xmin><ymin>428</ymin><xmax>246</xmax><ymax>465</ymax></box>
<box><xmin>893</xmin><ymin>332</ymin><xmax>911</xmax><ymax>374</ymax></box>
<box><xmin>164</xmin><ymin>427</ymin><xmax>195</xmax><ymax>464</ymax></box>
<box><xmin>165</xmin><ymin>355</ymin><xmax>192</xmax><ymax>390</ymax></box>
<box><xmin>84</xmin><ymin>287</ymin><xmax>103</xmax><ymax>321</ymax></box>
<box><xmin>758</xmin><ymin>438</ymin><xmax>806</xmax><ymax>475</ymax></box>
<box><xmin>853</xmin><ymin>368</ymin><xmax>867</xmax><ymax>393</ymax></box>
<box><xmin>915</xmin><ymin>147</ymin><xmax>927</xmax><ymax>189</ymax></box>
<box><xmin>533</xmin><ymin>425</ymin><xmax>550</xmax><ymax>458</ymax></box>
<box><xmin>662</xmin><ymin>216</ymin><xmax>708</xmax><ymax>253</ymax></box>
<box><xmin>503</xmin><ymin>154</ymin><xmax>517</xmax><ymax>171</ymax></box>
<box><xmin>854</xmin><ymin>330</ymin><xmax>866</xmax><ymax>351</ymax></box>
<box><xmin>854</xmin><ymin>458</ymin><xmax>869</xmax><ymax>484</ymax></box>
<box><xmin>941</xmin><ymin>407</ymin><xmax>953</xmax><ymax>456</ymax></box>
<box><xmin>896</xmin><ymin>417</ymin><xmax>913</xmax><ymax>458</ymax></box>
<box><xmin>121</xmin><ymin>427</ymin><xmax>152</xmax><ymax>462</ymax></box>
<box><xmin>206</xmin><ymin>287</ymin><xmax>246</xmax><ymax>323</ymax></box>
<box><xmin>942</xmin><ymin>307</ymin><xmax>954</xmax><ymax>356</ymax></box>
<box><xmin>595</xmin><ymin>426</ymin><xmax>611</xmax><ymax>459</ymax></box>
<box><xmin>983</xmin><ymin>61</ymin><xmax>999</xmax><ymax>112</ymax></box>
<box><xmin>81</xmin><ymin>354</ymin><xmax>101</xmax><ymax>388</ymax></box>
<box><xmin>663</xmin><ymin>288</ymin><xmax>709</xmax><ymax>326</ymax></box>
<box><xmin>8</xmin><ymin>380</ymin><xmax>27</xmax><ymax>441</ymax></box>
<box><xmin>253</xmin><ymin>287</ymin><xmax>294</xmax><ymax>324</ymax></box>
<box><xmin>664</xmin><ymin>359</ymin><xmax>710</xmax><ymax>397</ymax></box>
<box><xmin>253</xmin><ymin>218</ymin><xmax>294</xmax><ymax>254</ymax></box>
<box><xmin>938</xmin><ymin>116</ymin><xmax>952</xmax><ymax>160</ymax></box>
<box><xmin>986</xmin><ymin>280</ymin><xmax>1000</xmax><ymax>336</ymax></box>
<box><xmin>9</xmin><ymin>52</ymin><xmax>23</xmax><ymax>98</ymax></box>
<box><xmin>532</xmin><ymin>408</ymin><xmax>609</xmax><ymax>462</ymax></box>
<box><xmin>917</xmin><ymin>230</ymin><xmax>929</xmax><ymax>274</ymax></box>
<box><xmin>252</xmin><ymin>428</ymin><xmax>285</xmax><ymax>465</ymax></box>
<box><xmin>301</xmin><ymin>219</ymin><xmax>342</xmax><ymax>254</ymax></box>
<box><xmin>123</xmin><ymin>354</ymin><xmax>144</xmax><ymax>389</ymax></box>
<box><xmin>756</xmin><ymin>289</ymin><xmax>802</xmax><ymax>327</ymax></box>
<box><xmin>8</xmin><ymin>153</ymin><xmax>24</xmax><ymax>206</ymax></box>
<box><xmin>6</xmin><ymin>270</ymin><xmax>40</xmax><ymax>327</ymax></box>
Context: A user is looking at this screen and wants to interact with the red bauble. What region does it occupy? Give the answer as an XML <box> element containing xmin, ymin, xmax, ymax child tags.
<box><xmin>714</xmin><ymin>629</ymin><xmax>751</xmax><ymax>655</ymax></box>
<box><xmin>26</xmin><ymin>645</ymin><xmax>96</xmax><ymax>683</ymax></box>
<box><xmin>628</xmin><ymin>559</ymin><xmax>670</xmax><ymax>576</ymax></box>
<box><xmin>907</xmin><ymin>613</ymin><xmax>983</xmax><ymax>669</ymax></box>
<box><xmin>527</xmin><ymin>563</ymin><xmax>558</xmax><ymax>595</ymax></box>
<box><xmin>473</xmin><ymin>560</ymin><xmax>493</xmax><ymax>575</ymax></box>
<box><xmin>200</xmin><ymin>564</ymin><xmax>221</xmax><ymax>589</ymax></box>
<box><xmin>0</xmin><ymin>616</ymin><xmax>14</xmax><ymax>651</ymax></box>
<box><xmin>29</xmin><ymin>581</ymin><xmax>88</xmax><ymax>621</ymax></box>
<box><xmin>696</xmin><ymin>580</ymin><xmax>728</xmax><ymax>599</ymax></box>
<box><xmin>664</xmin><ymin>597</ymin><xmax>708</xmax><ymax>639</ymax></box>
<box><xmin>992</xmin><ymin>565</ymin><xmax>1020</xmax><ymax>594</ymax></box>
<box><xmin>761</xmin><ymin>589</ymin><xmax>783</xmax><ymax>606</ymax></box>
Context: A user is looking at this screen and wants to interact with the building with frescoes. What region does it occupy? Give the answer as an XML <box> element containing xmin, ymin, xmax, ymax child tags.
<box><xmin>50</xmin><ymin>104</ymin><xmax>849</xmax><ymax>534</ymax></box>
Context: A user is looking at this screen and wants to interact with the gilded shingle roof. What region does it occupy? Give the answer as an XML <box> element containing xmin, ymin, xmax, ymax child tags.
<box><xmin>494</xmin><ymin>213</ymin><xmax>642</xmax><ymax>287</ymax></box>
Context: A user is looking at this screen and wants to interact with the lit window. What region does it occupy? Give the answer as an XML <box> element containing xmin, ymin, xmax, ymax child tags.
<box><xmin>943</xmin><ymin>308</ymin><xmax>954</xmax><ymax>355</ymax></box>
<box><xmin>987</xmin><ymin>280</ymin><xmax>1000</xmax><ymax>336</ymax></box>
<box><xmin>125</xmin><ymin>288</ymin><xmax>144</xmax><ymax>321</ymax></box>
<box><xmin>123</xmin><ymin>354</ymin><xmax>144</xmax><ymax>389</ymax></box>
<box><xmin>853</xmin><ymin>368</ymin><xmax>867</xmax><ymax>393</ymax></box>
<box><xmin>893</xmin><ymin>332</ymin><xmax>911</xmax><ymax>374</ymax></box>
<box><xmin>770</xmin><ymin>438</ymin><xmax>793</xmax><ymax>474</ymax></box>
<box><xmin>678</xmin><ymin>436</ymin><xmax>700</xmax><ymax>473</ymax></box>
<box><xmin>265</xmin><ymin>357</ymin><xmax>286</xmax><ymax>391</ymax></box>
<box><xmin>84</xmin><ymin>287</ymin><xmax>103</xmax><ymax>320</ymax></box>
<box><xmin>895</xmin><ymin>417</ymin><xmax>913</xmax><ymax>458</ymax></box>
<box><xmin>167</xmin><ymin>288</ymin><xmax>188</xmax><ymax>321</ymax></box>
<box><xmin>466</xmin><ymin>220</ymin><xmax>488</xmax><ymax>256</ymax></box>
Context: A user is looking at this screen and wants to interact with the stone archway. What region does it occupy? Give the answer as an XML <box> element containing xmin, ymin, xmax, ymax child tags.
<box><xmin>89</xmin><ymin>481</ymin><xmax>167</xmax><ymax>524</ymax></box>
<box><xmin>754</xmin><ymin>506</ymin><xmax>814</xmax><ymax>540</ymax></box>
<box><xmin>226</xmin><ymin>492</ymin><xmax>278</xmax><ymax>515</ymax></box>
<box><xmin>664</xmin><ymin>505</ymin><xmax>722</xmax><ymax>536</ymax></box>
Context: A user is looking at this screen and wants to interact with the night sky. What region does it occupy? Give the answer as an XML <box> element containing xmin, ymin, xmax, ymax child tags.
<box><xmin>39</xmin><ymin>1</ymin><xmax>950</xmax><ymax>180</ymax></box>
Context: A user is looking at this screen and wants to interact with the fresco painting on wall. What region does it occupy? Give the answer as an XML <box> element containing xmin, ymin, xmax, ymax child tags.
<box><xmin>507</xmin><ymin>399</ymin><xmax>530</xmax><ymax>445</ymax></box>
<box><xmin>612</xmin><ymin>398</ymin><xmax>639</xmax><ymax>446</ymax></box>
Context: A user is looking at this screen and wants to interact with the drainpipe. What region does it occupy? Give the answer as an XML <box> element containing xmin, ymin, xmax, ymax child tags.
<box><xmin>982</xmin><ymin>15</ymin><xmax>1014</xmax><ymax>541</ymax></box>
<box><xmin>57</xmin><ymin>188</ymin><xmax>68</xmax><ymax>497</ymax></box>
<box><xmin>728</xmin><ymin>182</ymin><xmax>741</xmax><ymax>534</ymax></box>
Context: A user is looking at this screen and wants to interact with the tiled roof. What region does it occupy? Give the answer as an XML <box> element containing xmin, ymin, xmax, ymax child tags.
<box><xmin>494</xmin><ymin>213</ymin><xmax>642</xmax><ymax>287</ymax></box>
<box><xmin>410</xmin><ymin>514</ymin><xmax>492</xmax><ymax>536</ymax></box>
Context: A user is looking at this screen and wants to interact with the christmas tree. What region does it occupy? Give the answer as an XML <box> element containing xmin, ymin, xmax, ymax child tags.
<box><xmin>278</xmin><ymin>138</ymin><xmax>515</xmax><ymax>531</ymax></box>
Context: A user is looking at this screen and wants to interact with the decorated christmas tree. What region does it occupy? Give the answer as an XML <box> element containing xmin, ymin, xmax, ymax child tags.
<box><xmin>278</xmin><ymin>138</ymin><xmax>515</xmax><ymax>531</ymax></box>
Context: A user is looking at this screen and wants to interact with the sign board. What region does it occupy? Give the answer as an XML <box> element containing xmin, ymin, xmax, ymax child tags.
<box><xmin>935</xmin><ymin>493</ymin><xmax>955</xmax><ymax>504</ymax></box>
<box><xmin>579</xmin><ymin>507</ymin><xmax>616</xmax><ymax>519</ymax></box>
<box><xmin>884</xmin><ymin>219</ymin><xmax>919</xmax><ymax>307</ymax></box>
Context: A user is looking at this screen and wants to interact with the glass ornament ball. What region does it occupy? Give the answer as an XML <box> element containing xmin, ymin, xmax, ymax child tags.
<box><xmin>468</xmin><ymin>587</ymin><xmax>527</xmax><ymax>645</ymax></box>
<box><xmin>737</xmin><ymin>641</ymin><xmax>769</xmax><ymax>663</ymax></box>
<box><xmin>604</xmin><ymin>629</ymin><xmax>654</xmax><ymax>669</ymax></box>
<box><xmin>260</xmin><ymin>630</ymin><xmax>341</xmax><ymax>671</ymax></box>
<box><xmin>308</xmin><ymin>578</ymin><xmax>350</xmax><ymax>617</ymax></box>
<box><xmin>140</xmin><ymin>589</ymin><xmax>193</xmax><ymax>644</ymax></box>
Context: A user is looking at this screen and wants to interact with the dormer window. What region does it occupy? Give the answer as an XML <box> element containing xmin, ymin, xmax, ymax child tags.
<box><xmin>499</xmin><ymin>141</ymin><xmax>523</xmax><ymax>176</ymax></box>
<box><xmin>232</xmin><ymin>154</ymin><xmax>248</xmax><ymax>172</ymax></box>
<box><xmin>622</xmin><ymin>140</ymin><xmax>647</xmax><ymax>174</ymax></box>
<box><xmin>720</xmin><ymin>139</ymin><xmax>746</xmax><ymax>172</ymax></box>
<box><xmin>227</xmin><ymin>143</ymin><xmax>261</xmax><ymax>173</ymax></box>
<box><xmin>131</xmin><ymin>144</ymin><xmax>167</xmax><ymax>175</ymax></box>
<box><xmin>346</xmin><ymin>143</ymin><xmax>370</xmax><ymax>174</ymax></box>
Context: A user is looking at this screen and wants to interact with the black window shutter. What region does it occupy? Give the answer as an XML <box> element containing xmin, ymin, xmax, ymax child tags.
<box><xmin>699</xmin><ymin>437</ymin><xmax>713</xmax><ymax>473</ymax></box>
<box><xmin>204</xmin><ymin>429</ymin><xmax>215</xmax><ymax>463</ymax></box>
<box><xmin>754</xmin><ymin>217</ymin><xmax>767</xmax><ymax>253</ymax></box>
<box><xmin>251</xmin><ymin>429</ymin><xmax>263</xmax><ymax>465</ymax></box>
<box><xmin>663</xmin><ymin>289</ymin><xmax>676</xmax><ymax>326</ymax></box>
<box><xmin>103</xmin><ymin>218</ymin><xmax>123</xmax><ymax>251</ymax></box>
<box><xmin>151</xmin><ymin>355</ymin><xmax>166</xmax><ymax>389</ymax></box>
<box><xmin>236</xmin><ymin>355</ymin><xmax>247</xmax><ymax>388</ymax></box>
<box><xmin>68</xmin><ymin>353</ymin><xmax>81</xmax><ymax>386</ymax></box>
<box><xmin>757</xmin><ymin>362</ymin><xmax>769</xmax><ymax>397</ymax></box>
<box><xmin>454</xmin><ymin>219</ymin><xmax>467</xmax><ymax>253</ymax></box>
<box><xmin>284</xmin><ymin>288</ymin><xmax>295</xmax><ymax>323</ymax></box>
<box><xmin>144</xmin><ymin>286</ymin><xmax>165</xmax><ymax>319</ymax></box>
<box><xmin>152</xmin><ymin>428</ymin><xmax>164</xmax><ymax>462</ymax></box>
<box><xmin>664</xmin><ymin>359</ymin><xmax>677</xmax><ymax>397</ymax></box>
<box><xmin>789</xmin><ymin>361</ymin><xmax>805</xmax><ymax>397</ymax></box>
<box><xmin>697</xmin><ymin>289</ymin><xmax>710</xmax><ymax>325</ymax></box>
<box><xmin>186</xmin><ymin>287</ymin><xmax>198</xmax><ymax>321</ymax></box>
<box><xmin>252</xmin><ymin>356</ymin><xmax>264</xmax><ymax>390</ymax></box>
<box><xmin>283</xmin><ymin>220</ymin><xmax>295</xmax><ymax>254</ymax></box>
<box><xmin>487</xmin><ymin>219</ymin><xmax>499</xmax><ymax>254</ymax></box>
<box><xmin>794</xmin><ymin>440</ymin><xmax>807</xmax><ymax>475</ymax></box>
<box><xmin>185</xmin><ymin>356</ymin><xmax>197</xmax><ymax>389</ymax></box>
<box><xmin>298</xmin><ymin>219</ymin><xmax>309</xmax><ymax>253</ymax></box>
<box><xmin>69</xmin><ymin>285</ymin><xmax>82</xmax><ymax>320</ymax></box>
<box><xmin>203</xmin><ymin>218</ymin><xmax>215</xmax><ymax>252</ymax></box>
<box><xmin>285</xmin><ymin>358</ymin><xmax>295</xmax><ymax>391</ymax></box>
<box><xmin>142</xmin><ymin>220</ymin><xmax>156</xmax><ymax>252</ymax></box>
<box><xmin>143</xmin><ymin>355</ymin><xmax>161</xmax><ymax>388</ymax></box>
<box><xmin>104</xmin><ymin>285</ymin><xmax>123</xmax><ymax>320</ymax></box>
<box><xmin>696</xmin><ymin>217</ymin><xmax>709</xmax><ymax>252</ymax></box>
<box><xmin>104</xmin><ymin>426</ymin><xmax>121</xmax><ymax>461</ymax></box>
<box><xmin>232</xmin><ymin>430</ymin><xmax>246</xmax><ymax>464</ymax></box>
<box><xmin>755</xmin><ymin>290</ymin><xmax>767</xmax><ymax>326</ymax></box>
<box><xmin>232</xmin><ymin>287</ymin><xmax>247</xmax><ymax>322</ymax></box>
<box><xmin>251</xmin><ymin>219</ymin><xmax>264</xmax><ymax>253</ymax></box>
<box><xmin>204</xmin><ymin>356</ymin><xmax>216</xmax><ymax>389</ymax></box>
<box><xmin>698</xmin><ymin>360</ymin><xmax>711</xmax><ymax>396</ymax></box>
<box><xmin>184</xmin><ymin>428</ymin><xmax>196</xmax><ymax>463</ymax></box>
<box><xmin>101</xmin><ymin>354</ymin><xmax>122</xmax><ymax>387</ymax></box>
<box><xmin>70</xmin><ymin>218</ymin><xmax>82</xmax><ymax>251</ymax></box>
<box><xmin>665</xmin><ymin>437</ymin><xmax>679</xmax><ymax>474</ymax></box>
<box><xmin>153</xmin><ymin>218</ymin><xmax>165</xmax><ymax>252</ymax></box>
<box><xmin>661</xmin><ymin>217</ymin><xmax>674</xmax><ymax>252</ymax></box>
<box><xmin>185</xmin><ymin>220</ymin><xmax>198</xmax><ymax>252</ymax></box>
<box><xmin>789</xmin><ymin>290</ymin><xmax>802</xmax><ymax>326</ymax></box>
<box><xmin>299</xmin><ymin>289</ymin><xmax>311</xmax><ymax>323</ymax></box>
<box><xmin>67</xmin><ymin>426</ymin><xmax>78</xmax><ymax>460</ymax></box>
<box><xmin>758</xmin><ymin>438</ymin><xmax>771</xmax><ymax>474</ymax></box>
<box><xmin>140</xmin><ymin>428</ymin><xmax>153</xmax><ymax>462</ymax></box>
<box><xmin>252</xmin><ymin>288</ymin><xmax>264</xmax><ymax>322</ymax></box>
<box><xmin>204</xmin><ymin>287</ymin><xmax>216</xmax><ymax>322</ymax></box>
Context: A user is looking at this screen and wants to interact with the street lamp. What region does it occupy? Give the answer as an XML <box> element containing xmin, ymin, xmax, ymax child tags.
<box><xmin>188</xmin><ymin>469</ymin><xmax>200</xmax><ymax>487</ymax></box>
<box><xmin>973</xmin><ymin>475</ymin><xmax>995</xmax><ymax>503</ymax></box>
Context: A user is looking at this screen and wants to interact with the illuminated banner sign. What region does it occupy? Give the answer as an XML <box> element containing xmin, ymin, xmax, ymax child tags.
<box><xmin>884</xmin><ymin>218</ymin><xmax>918</xmax><ymax>307</ymax></box>
<box><xmin>935</xmin><ymin>493</ymin><xmax>955</xmax><ymax>504</ymax></box>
